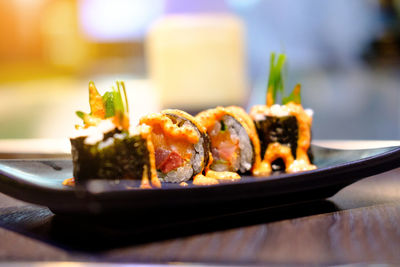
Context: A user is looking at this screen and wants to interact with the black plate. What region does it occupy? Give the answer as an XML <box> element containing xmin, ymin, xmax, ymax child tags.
<box><xmin>0</xmin><ymin>144</ymin><xmax>400</xmax><ymax>215</ymax></box>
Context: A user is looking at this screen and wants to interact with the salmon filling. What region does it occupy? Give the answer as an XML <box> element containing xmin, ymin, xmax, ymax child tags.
<box><xmin>150</xmin><ymin>126</ymin><xmax>194</xmax><ymax>174</ymax></box>
<box><xmin>196</xmin><ymin>107</ymin><xmax>257</xmax><ymax>174</ymax></box>
<box><xmin>209</xmin><ymin>120</ymin><xmax>240</xmax><ymax>171</ymax></box>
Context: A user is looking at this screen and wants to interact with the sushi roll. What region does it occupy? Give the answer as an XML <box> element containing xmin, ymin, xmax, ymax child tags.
<box><xmin>250</xmin><ymin>53</ymin><xmax>316</xmax><ymax>174</ymax></box>
<box><xmin>140</xmin><ymin>109</ymin><xmax>210</xmax><ymax>183</ymax></box>
<box><xmin>70</xmin><ymin>81</ymin><xmax>160</xmax><ymax>188</ymax></box>
<box><xmin>196</xmin><ymin>106</ymin><xmax>261</xmax><ymax>175</ymax></box>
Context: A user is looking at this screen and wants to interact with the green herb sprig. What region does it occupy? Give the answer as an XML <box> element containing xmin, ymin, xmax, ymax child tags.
<box><xmin>266</xmin><ymin>52</ymin><xmax>301</xmax><ymax>106</ymax></box>
<box><xmin>76</xmin><ymin>80</ymin><xmax>129</xmax><ymax>130</ymax></box>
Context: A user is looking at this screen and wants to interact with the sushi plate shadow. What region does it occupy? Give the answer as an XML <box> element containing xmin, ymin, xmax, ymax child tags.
<box><xmin>0</xmin><ymin>196</ymin><xmax>340</xmax><ymax>252</ymax></box>
<box><xmin>0</xmin><ymin>145</ymin><xmax>400</xmax><ymax>217</ymax></box>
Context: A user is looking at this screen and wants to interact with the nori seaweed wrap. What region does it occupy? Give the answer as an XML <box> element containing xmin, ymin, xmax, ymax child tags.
<box><xmin>70</xmin><ymin>125</ymin><xmax>156</xmax><ymax>185</ymax></box>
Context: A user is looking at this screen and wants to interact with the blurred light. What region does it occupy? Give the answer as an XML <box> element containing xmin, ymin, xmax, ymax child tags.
<box><xmin>12</xmin><ymin>0</ymin><xmax>46</xmax><ymax>42</ymax></box>
<box><xmin>225</xmin><ymin>0</ymin><xmax>261</xmax><ymax>10</ymax></box>
<box><xmin>78</xmin><ymin>0</ymin><xmax>165</xmax><ymax>42</ymax></box>
<box><xmin>12</xmin><ymin>0</ymin><xmax>45</xmax><ymax>8</ymax></box>
<box><xmin>41</xmin><ymin>0</ymin><xmax>87</xmax><ymax>67</ymax></box>
<box><xmin>164</xmin><ymin>0</ymin><xmax>228</xmax><ymax>14</ymax></box>
<box><xmin>146</xmin><ymin>14</ymin><xmax>247</xmax><ymax>109</ymax></box>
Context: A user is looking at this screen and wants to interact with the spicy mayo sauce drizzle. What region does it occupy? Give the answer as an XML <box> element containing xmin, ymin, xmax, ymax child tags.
<box><xmin>140</xmin><ymin>113</ymin><xmax>199</xmax><ymax>144</ymax></box>
<box><xmin>193</xmin><ymin>170</ymin><xmax>241</xmax><ymax>186</ymax></box>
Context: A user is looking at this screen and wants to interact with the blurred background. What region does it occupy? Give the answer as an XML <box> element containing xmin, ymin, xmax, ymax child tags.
<box><xmin>1</xmin><ymin>0</ymin><xmax>400</xmax><ymax>140</ymax></box>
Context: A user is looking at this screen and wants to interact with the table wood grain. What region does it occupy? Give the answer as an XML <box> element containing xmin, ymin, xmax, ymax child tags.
<box><xmin>1</xmin><ymin>166</ymin><xmax>400</xmax><ymax>265</ymax></box>
<box><xmin>1</xmin><ymin>139</ymin><xmax>400</xmax><ymax>264</ymax></box>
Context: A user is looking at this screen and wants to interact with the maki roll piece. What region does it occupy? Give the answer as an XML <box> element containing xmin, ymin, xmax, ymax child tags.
<box><xmin>196</xmin><ymin>106</ymin><xmax>261</xmax><ymax>175</ymax></box>
<box><xmin>70</xmin><ymin>125</ymin><xmax>159</xmax><ymax>188</ymax></box>
<box><xmin>250</xmin><ymin>102</ymin><xmax>315</xmax><ymax>174</ymax></box>
<box><xmin>250</xmin><ymin>53</ymin><xmax>316</xmax><ymax>175</ymax></box>
<box><xmin>140</xmin><ymin>109</ymin><xmax>210</xmax><ymax>183</ymax></box>
<box><xmin>70</xmin><ymin>81</ymin><xmax>160</xmax><ymax>188</ymax></box>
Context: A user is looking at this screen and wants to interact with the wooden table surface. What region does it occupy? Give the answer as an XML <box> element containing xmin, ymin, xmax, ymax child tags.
<box><xmin>0</xmin><ymin>140</ymin><xmax>400</xmax><ymax>265</ymax></box>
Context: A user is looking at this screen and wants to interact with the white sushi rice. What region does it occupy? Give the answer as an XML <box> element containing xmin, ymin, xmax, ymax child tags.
<box><xmin>97</xmin><ymin>136</ymin><xmax>115</xmax><ymax>150</ymax></box>
<box><xmin>305</xmin><ymin>108</ymin><xmax>314</xmax><ymax>117</ymax></box>
<box><xmin>253</xmin><ymin>104</ymin><xmax>314</xmax><ymax>121</ymax></box>
<box><xmin>158</xmin><ymin>163</ymin><xmax>194</xmax><ymax>183</ymax></box>
<box><xmin>71</xmin><ymin>119</ymin><xmax>116</xmax><ymax>145</ymax></box>
<box><xmin>96</xmin><ymin>132</ymin><xmax>128</xmax><ymax>150</ymax></box>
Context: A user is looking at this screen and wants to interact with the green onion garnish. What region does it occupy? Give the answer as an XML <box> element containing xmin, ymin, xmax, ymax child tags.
<box><xmin>266</xmin><ymin>52</ymin><xmax>302</xmax><ymax>106</ymax></box>
<box><xmin>75</xmin><ymin>111</ymin><xmax>85</xmax><ymax>120</ymax></box>
<box><xmin>267</xmin><ymin>52</ymin><xmax>286</xmax><ymax>106</ymax></box>
<box><xmin>282</xmin><ymin>83</ymin><xmax>301</xmax><ymax>105</ymax></box>
<box><xmin>220</xmin><ymin>120</ymin><xmax>226</xmax><ymax>132</ymax></box>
